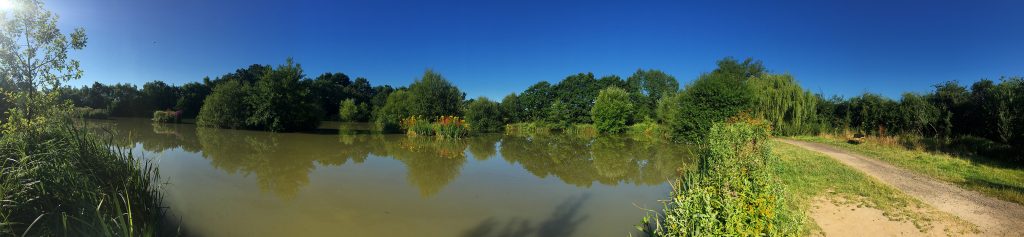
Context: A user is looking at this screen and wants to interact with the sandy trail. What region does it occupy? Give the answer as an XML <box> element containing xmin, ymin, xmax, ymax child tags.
<box><xmin>778</xmin><ymin>139</ymin><xmax>1024</xmax><ymax>236</ymax></box>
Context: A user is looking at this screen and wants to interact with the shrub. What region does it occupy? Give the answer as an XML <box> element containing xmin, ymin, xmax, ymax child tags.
<box><xmin>545</xmin><ymin>101</ymin><xmax>573</xmax><ymax>130</ymax></box>
<box><xmin>640</xmin><ymin>118</ymin><xmax>800</xmax><ymax>236</ymax></box>
<box><xmin>627</xmin><ymin>121</ymin><xmax>672</xmax><ymax>141</ymax></box>
<box><xmin>565</xmin><ymin>123</ymin><xmax>598</xmax><ymax>138</ymax></box>
<box><xmin>374</xmin><ymin>90</ymin><xmax>413</xmax><ymax>133</ymax></box>
<box><xmin>196</xmin><ymin>80</ymin><xmax>249</xmax><ymax>129</ymax></box>
<box><xmin>339</xmin><ymin>98</ymin><xmax>360</xmax><ymax>122</ymax></box>
<box><xmin>465</xmin><ymin>97</ymin><xmax>503</xmax><ymax>133</ymax></box>
<box><xmin>591</xmin><ymin>86</ymin><xmax>635</xmax><ymax>133</ymax></box>
<box><xmin>152</xmin><ymin>110</ymin><xmax>182</xmax><ymax>123</ymax></box>
<box><xmin>72</xmin><ymin>107</ymin><xmax>110</xmax><ymax>119</ymax></box>
<box><xmin>670</xmin><ymin>73</ymin><xmax>753</xmax><ymax>142</ymax></box>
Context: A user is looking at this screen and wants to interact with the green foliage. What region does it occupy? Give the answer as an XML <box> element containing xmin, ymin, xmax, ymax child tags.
<box><xmin>518</xmin><ymin>82</ymin><xmax>553</xmax><ymax>121</ymax></box>
<box><xmin>671</xmin><ymin>73</ymin><xmax>753</xmax><ymax>142</ymax></box>
<box><xmin>141</xmin><ymin>81</ymin><xmax>179</xmax><ymax>112</ymax></box>
<box><xmin>627</xmin><ymin>122</ymin><xmax>673</xmax><ymax>141</ymax></box>
<box><xmin>245</xmin><ymin>58</ymin><xmax>322</xmax><ymax>132</ymax></box>
<box><xmin>175</xmin><ymin>81</ymin><xmax>211</xmax><ymax>118</ymax></box>
<box><xmin>310</xmin><ymin>72</ymin><xmax>352</xmax><ymax>120</ymax></box>
<box><xmin>748</xmin><ymin>74</ymin><xmax>819</xmax><ymax>135</ymax></box>
<box><xmin>72</xmin><ymin>107</ymin><xmax>110</xmax><ymax>119</ymax></box>
<box><xmin>151</xmin><ymin>110</ymin><xmax>181</xmax><ymax>123</ymax></box>
<box><xmin>500</xmin><ymin>93</ymin><xmax>526</xmax><ymax>123</ymax></box>
<box><xmin>545</xmin><ymin>101</ymin><xmax>573</xmax><ymax>130</ymax></box>
<box><xmin>641</xmin><ymin>120</ymin><xmax>799</xmax><ymax>236</ymax></box>
<box><xmin>338</xmin><ymin>98</ymin><xmax>360</xmax><ymax>122</ymax></box>
<box><xmin>465</xmin><ymin>97</ymin><xmax>503</xmax><ymax>133</ymax></box>
<box><xmin>551</xmin><ymin>73</ymin><xmax>602</xmax><ymax>124</ymax></box>
<box><xmin>627</xmin><ymin>69</ymin><xmax>680</xmax><ymax>119</ymax></box>
<box><xmin>591</xmin><ymin>86</ymin><xmax>635</xmax><ymax>133</ymax></box>
<box><xmin>196</xmin><ymin>80</ymin><xmax>249</xmax><ymax>129</ymax></box>
<box><xmin>408</xmin><ymin>70</ymin><xmax>464</xmax><ymax>118</ymax></box>
<box><xmin>0</xmin><ymin>122</ymin><xmax>168</xmax><ymax>236</ymax></box>
<box><xmin>374</xmin><ymin>90</ymin><xmax>413</xmax><ymax>132</ymax></box>
<box><xmin>434</xmin><ymin>116</ymin><xmax>470</xmax><ymax>139</ymax></box>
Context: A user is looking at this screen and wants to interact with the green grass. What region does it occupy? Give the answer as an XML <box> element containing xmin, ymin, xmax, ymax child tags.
<box><xmin>790</xmin><ymin>135</ymin><xmax>1024</xmax><ymax>205</ymax></box>
<box><xmin>772</xmin><ymin>141</ymin><xmax>973</xmax><ymax>234</ymax></box>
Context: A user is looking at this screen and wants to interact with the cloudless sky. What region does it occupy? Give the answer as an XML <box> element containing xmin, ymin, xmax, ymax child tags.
<box><xmin>48</xmin><ymin>0</ymin><xmax>1024</xmax><ymax>100</ymax></box>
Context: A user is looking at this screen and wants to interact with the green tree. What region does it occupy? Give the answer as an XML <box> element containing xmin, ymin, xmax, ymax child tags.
<box><xmin>545</xmin><ymin>101</ymin><xmax>572</xmax><ymax>130</ymax></box>
<box><xmin>0</xmin><ymin>0</ymin><xmax>87</xmax><ymax>134</ymax></box>
<box><xmin>408</xmin><ymin>70</ymin><xmax>464</xmax><ymax>118</ymax></box>
<box><xmin>551</xmin><ymin>73</ymin><xmax>601</xmax><ymax>124</ymax></box>
<box><xmin>310</xmin><ymin>72</ymin><xmax>352</xmax><ymax>120</ymax></box>
<box><xmin>141</xmin><ymin>80</ymin><xmax>179</xmax><ymax>111</ymax></box>
<box><xmin>748</xmin><ymin>73</ymin><xmax>818</xmax><ymax>135</ymax></box>
<box><xmin>175</xmin><ymin>81</ymin><xmax>211</xmax><ymax>118</ymax></box>
<box><xmin>374</xmin><ymin>90</ymin><xmax>413</xmax><ymax>132</ymax></box>
<box><xmin>339</xmin><ymin>98</ymin><xmax>359</xmax><ymax>122</ymax></box>
<box><xmin>626</xmin><ymin>69</ymin><xmax>679</xmax><ymax>120</ymax></box>
<box><xmin>245</xmin><ymin>58</ymin><xmax>322</xmax><ymax>132</ymax></box>
<box><xmin>671</xmin><ymin>73</ymin><xmax>753</xmax><ymax>142</ymax></box>
<box><xmin>500</xmin><ymin>93</ymin><xmax>526</xmax><ymax>123</ymax></box>
<box><xmin>196</xmin><ymin>80</ymin><xmax>249</xmax><ymax>129</ymax></box>
<box><xmin>465</xmin><ymin>97</ymin><xmax>503</xmax><ymax>133</ymax></box>
<box><xmin>518</xmin><ymin>81</ymin><xmax>553</xmax><ymax>121</ymax></box>
<box><xmin>591</xmin><ymin>86</ymin><xmax>635</xmax><ymax>133</ymax></box>
<box><xmin>897</xmin><ymin>93</ymin><xmax>939</xmax><ymax>136</ymax></box>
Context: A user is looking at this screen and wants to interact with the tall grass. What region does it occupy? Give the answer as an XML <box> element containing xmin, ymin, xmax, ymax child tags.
<box><xmin>0</xmin><ymin>118</ymin><xmax>170</xmax><ymax>236</ymax></box>
<box><xmin>639</xmin><ymin>119</ymin><xmax>801</xmax><ymax>236</ymax></box>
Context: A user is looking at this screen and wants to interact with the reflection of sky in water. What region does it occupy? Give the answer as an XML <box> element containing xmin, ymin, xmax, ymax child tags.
<box><xmin>103</xmin><ymin>118</ymin><xmax>691</xmax><ymax>237</ymax></box>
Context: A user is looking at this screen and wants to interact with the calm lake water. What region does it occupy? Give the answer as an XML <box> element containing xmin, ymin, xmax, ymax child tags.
<box><xmin>92</xmin><ymin>118</ymin><xmax>693</xmax><ymax>237</ymax></box>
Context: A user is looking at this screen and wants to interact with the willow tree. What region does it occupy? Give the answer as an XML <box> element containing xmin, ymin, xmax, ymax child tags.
<box><xmin>748</xmin><ymin>74</ymin><xmax>818</xmax><ymax>135</ymax></box>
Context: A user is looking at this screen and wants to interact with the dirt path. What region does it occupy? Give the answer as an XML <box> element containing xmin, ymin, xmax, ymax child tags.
<box><xmin>777</xmin><ymin>139</ymin><xmax>1024</xmax><ymax>236</ymax></box>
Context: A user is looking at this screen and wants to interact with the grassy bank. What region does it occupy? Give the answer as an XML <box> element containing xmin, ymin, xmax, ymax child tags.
<box><xmin>0</xmin><ymin>120</ymin><xmax>169</xmax><ymax>236</ymax></box>
<box><xmin>790</xmin><ymin>135</ymin><xmax>1024</xmax><ymax>205</ymax></box>
<box><xmin>772</xmin><ymin>141</ymin><xmax>973</xmax><ymax>234</ymax></box>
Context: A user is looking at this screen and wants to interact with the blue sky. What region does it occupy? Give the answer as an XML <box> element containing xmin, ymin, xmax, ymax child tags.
<box><xmin>50</xmin><ymin>0</ymin><xmax>1024</xmax><ymax>100</ymax></box>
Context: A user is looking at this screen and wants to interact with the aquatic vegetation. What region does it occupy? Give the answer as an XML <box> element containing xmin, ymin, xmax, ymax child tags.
<box><xmin>152</xmin><ymin>110</ymin><xmax>182</xmax><ymax>123</ymax></box>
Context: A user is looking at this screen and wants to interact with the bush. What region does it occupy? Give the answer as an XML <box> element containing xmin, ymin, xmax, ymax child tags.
<box><xmin>671</xmin><ymin>73</ymin><xmax>753</xmax><ymax>142</ymax></box>
<box><xmin>627</xmin><ymin>122</ymin><xmax>672</xmax><ymax>141</ymax></box>
<box><xmin>504</xmin><ymin>122</ymin><xmax>552</xmax><ymax>136</ymax></box>
<box><xmin>339</xmin><ymin>98</ymin><xmax>360</xmax><ymax>122</ymax></box>
<box><xmin>640</xmin><ymin>119</ymin><xmax>799</xmax><ymax>236</ymax></box>
<box><xmin>374</xmin><ymin>90</ymin><xmax>413</xmax><ymax>133</ymax></box>
<box><xmin>545</xmin><ymin>101</ymin><xmax>573</xmax><ymax>130</ymax></box>
<box><xmin>465</xmin><ymin>97</ymin><xmax>503</xmax><ymax>133</ymax></box>
<box><xmin>591</xmin><ymin>86</ymin><xmax>635</xmax><ymax>133</ymax></box>
<box><xmin>152</xmin><ymin>110</ymin><xmax>182</xmax><ymax>123</ymax></box>
<box><xmin>197</xmin><ymin>80</ymin><xmax>249</xmax><ymax>129</ymax></box>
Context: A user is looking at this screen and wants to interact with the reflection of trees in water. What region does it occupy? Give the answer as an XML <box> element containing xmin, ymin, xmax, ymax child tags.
<box><xmin>111</xmin><ymin>119</ymin><xmax>689</xmax><ymax>198</ymax></box>
<box><xmin>91</xmin><ymin>118</ymin><xmax>202</xmax><ymax>153</ymax></box>
<box><xmin>500</xmin><ymin>135</ymin><xmax>692</xmax><ymax>187</ymax></box>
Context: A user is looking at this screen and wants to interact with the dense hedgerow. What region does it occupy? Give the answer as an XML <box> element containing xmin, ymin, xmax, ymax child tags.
<box><xmin>640</xmin><ymin>118</ymin><xmax>801</xmax><ymax>236</ymax></box>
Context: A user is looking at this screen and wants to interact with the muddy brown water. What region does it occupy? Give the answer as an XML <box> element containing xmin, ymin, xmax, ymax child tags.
<box><xmin>90</xmin><ymin>118</ymin><xmax>694</xmax><ymax>237</ymax></box>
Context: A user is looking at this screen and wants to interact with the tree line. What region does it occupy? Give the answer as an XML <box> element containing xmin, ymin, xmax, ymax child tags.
<box><xmin>15</xmin><ymin>56</ymin><xmax>1022</xmax><ymax>161</ymax></box>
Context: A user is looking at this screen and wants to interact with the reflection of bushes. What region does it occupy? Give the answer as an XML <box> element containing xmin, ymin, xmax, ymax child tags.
<box><xmin>387</xmin><ymin>137</ymin><xmax>469</xmax><ymax>197</ymax></box>
<box><xmin>500</xmin><ymin>134</ymin><xmax>690</xmax><ymax>187</ymax></box>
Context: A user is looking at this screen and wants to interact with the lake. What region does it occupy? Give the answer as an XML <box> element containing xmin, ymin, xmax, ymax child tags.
<box><xmin>92</xmin><ymin>118</ymin><xmax>693</xmax><ymax>237</ymax></box>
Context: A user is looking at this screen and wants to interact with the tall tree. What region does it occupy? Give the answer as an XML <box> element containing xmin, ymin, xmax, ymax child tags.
<box><xmin>408</xmin><ymin>70</ymin><xmax>463</xmax><ymax>118</ymax></box>
<box><xmin>0</xmin><ymin>0</ymin><xmax>88</xmax><ymax>134</ymax></box>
